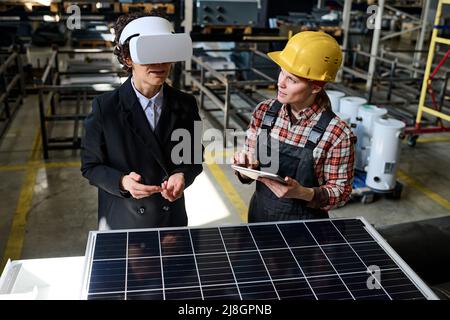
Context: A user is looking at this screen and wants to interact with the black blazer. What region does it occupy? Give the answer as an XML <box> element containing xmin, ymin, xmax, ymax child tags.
<box><xmin>81</xmin><ymin>78</ymin><xmax>203</xmax><ymax>230</ymax></box>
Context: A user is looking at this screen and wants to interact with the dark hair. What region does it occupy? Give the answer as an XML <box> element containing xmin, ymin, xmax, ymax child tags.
<box><xmin>113</xmin><ymin>9</ymin><xmax>169</xmax><ymax>74</ymax></box>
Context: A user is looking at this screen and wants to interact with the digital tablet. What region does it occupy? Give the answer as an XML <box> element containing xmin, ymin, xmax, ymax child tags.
<box><xmin>231</xmin><ymin>165</ymin><xmax>287</xmax><ymax>185</ymax></box>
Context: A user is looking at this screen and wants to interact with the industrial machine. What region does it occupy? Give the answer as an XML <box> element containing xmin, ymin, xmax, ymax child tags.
<box><xmin>335</xmin><ymin>93</ymin><xmax>405</xmax><ymax>203</ymax></box>
<box><xmin>31</xmin><ymin>22</ymin><xmax>67</xmax><ymax>47</ymax></box>
<box><xmin>326</xmin><ymin>90</ymin><xmax>345</xmax><ymax>113</ymax></box>
<box><xmin>365</xmin><ymin>118</ymin><xmax>405</xmax><ymax>192</ymax></box>
<box><xmin>355</xmin><ymin>105</ymin><xmax>388</xmax><ymax>171</ymax></box>
<box><xmin>195</xmin><ymin>0</ymin><xmax>259</xmax><ymax>26</ymax></box>
<box><xmin>71</xmin><ymin>21</ymin><xmax>114</xmax><ymax>48</ymax></box>
<box><xmin>339</xmin><ymin>96</ymin><xmax>367</xmax><ymax>125</ymax></box>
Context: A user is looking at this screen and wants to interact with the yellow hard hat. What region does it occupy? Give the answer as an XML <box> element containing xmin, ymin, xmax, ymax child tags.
<box><xmin>268</xmin><ymin>31</ymin><xmax>342</xmax><ymax>82</ymax></box>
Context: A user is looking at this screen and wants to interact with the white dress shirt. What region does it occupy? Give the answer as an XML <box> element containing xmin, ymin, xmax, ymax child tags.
<box><xmin>131</xmin><ymin>78</ymin><xmax>164</xmax><ymax>131</ymax></box>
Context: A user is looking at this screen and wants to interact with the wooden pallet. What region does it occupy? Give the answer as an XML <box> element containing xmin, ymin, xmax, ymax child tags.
<box><xmin>64</xmin><ymin>2</ymin><xmax>96</xmax><ymax>12</ymax></box>
<box><xmin>0</xmin><ymin>1</ymin><xmax>58</xmax><ymax>12</ymax></box>
<box><xmin>202</xmin><ymin>25</ymin><xmax>253</xmax><ymax>35</ymax></box>
<box><xmin>50</xmin><ymin>3</ymin><xmax>58</xmax><ymax>12</ymax></box>
<box><xmin>121</xmin><ymin>3</ymin><xmax>175</xmax><ymax>14</ymax></box>
<box><xmin>78</xmin><ymin>39</ymin><xmax>113</xmax><ymax>49</ymax></box>
<box><xmin>279</xmin><ymin>24</ymin><xmax>342</xmax><ymax>38</ymax></box>
<box><xmin>316</xmin><ymin>26</ymin><xmax>342</xmax><ymax>37</ymax></box>
<box><xmin>63</xmin><ymin>1</ymin><xmax>120</xmax><ymax>13</ymax></box>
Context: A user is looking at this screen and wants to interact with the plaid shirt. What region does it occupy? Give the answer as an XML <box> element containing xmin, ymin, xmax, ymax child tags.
<box><xmin>244</xmin><ymin>94</ymin><xmax>355</xmax><ymax>211</ymax></box>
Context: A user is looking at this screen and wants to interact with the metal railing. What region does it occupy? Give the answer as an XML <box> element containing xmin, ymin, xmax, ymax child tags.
<box><xmin>0</xmin><ymin>47</ymin><xmax>25</xmax><ymax>139</ymax></box>
<box><xmin>36</xmin><ymin>48</ymin><xmax>123</xmax><ymax>159</ymax></box>
<box><xmin>341</xmin><ymin>48</ymin><xmax>448</xmax><ymax>107</ymax></box>
<box><xmin>186</xmin><ymin>48</ymin><xmax>277</xmax><ymax>131</ymax></box>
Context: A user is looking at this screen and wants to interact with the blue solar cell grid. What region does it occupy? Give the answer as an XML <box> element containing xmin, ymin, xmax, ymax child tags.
<box><xmin>83</xmin><ymin>218</ymin><xmax>435</xmax><ymax>300</ymax></box>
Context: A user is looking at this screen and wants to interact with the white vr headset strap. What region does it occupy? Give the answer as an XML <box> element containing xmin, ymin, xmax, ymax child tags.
<box><xmin>119</xmin><ymin>16</ymin><xmax>174</xmax><ymax>45</ymax></box>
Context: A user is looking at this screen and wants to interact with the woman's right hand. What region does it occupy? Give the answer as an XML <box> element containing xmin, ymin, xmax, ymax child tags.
<box><xmin>231</xmin><ymin>151</ymin><xmax>259</xmax><ymax>178</ymax></box>
<box><xmin>121</xmin><ymin>172</ymin><xmax>162</xmax><ymax>199</ymax></box>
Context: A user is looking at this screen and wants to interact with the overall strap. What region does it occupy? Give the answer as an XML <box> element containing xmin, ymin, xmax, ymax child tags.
<box><xmin>305</xmin><ymin>109</ymin><xmax>336</xmax><ymax>150</ymax></box>
<box><xmin>261</xmin><ymin>100</ymin><xmax>283</xmax><ymax>131</ymax></box>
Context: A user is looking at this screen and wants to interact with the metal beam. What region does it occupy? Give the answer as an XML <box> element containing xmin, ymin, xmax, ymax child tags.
<box><xmin>191</xmin><ymin>55</ymin><xmax>228</xmax><ymax>84</ymax></box>
<box><xmin>0</xmin><ymin>74</ymin><xmax>20</xmax><ymax>105</ymax></box>
<box><xmin>380</xmin><ymin>25</ymin><xmax>422</xmax><ymax>41</ymax></box>
<box><xmin>366</xmin><ymin>0</ymin><xmax>385</xmax><ymax>92</ymax></box>
<box><xmin>250</xmin><ymin>67</ymin><xmax>276</xmax><ymax>82</ymax></box>
<box><xmin>183</xmin><ymin>0</ymin><xmax>193</xmax><ymax>86</ymax></box>
<box><xmin>40</xmin><ymin>50</ymin><xmax>57</xmax><ymax>84</ymax></box>
<box><xmin>342</xmin><ymin>66</ymin><xmax>369</xmax><ymax>80</ymax></box>
<box><xmin>0</xmin><ymin>52</ymin><xmax>17</xmax><ymax>75</ymax></box>
<box><xmin>414</xmin><ymin>0</ymin><xmax>431</xmax><ymax>75</ymax></box>
<box><xmin>385</xmin><ymin>4</ymin><xmax>421</xmax><ymax>22</ymax></box>
<box><xmin>338</xmin><ymin>0</ymin><xmax>352</xmax><ymax>82</ymax></box>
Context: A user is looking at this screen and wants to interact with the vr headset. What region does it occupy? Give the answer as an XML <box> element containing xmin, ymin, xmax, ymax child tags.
<box><xmin>119</xmin><ymin>16</ymin><xmax>192</xmax><ymax>64</ymax></box>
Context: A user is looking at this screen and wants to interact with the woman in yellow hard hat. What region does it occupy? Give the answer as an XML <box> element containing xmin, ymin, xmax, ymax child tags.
<box><xmin>232</xmin><ymin>31</ymin><xmax>355</xmax><ymax>222</ymax></box>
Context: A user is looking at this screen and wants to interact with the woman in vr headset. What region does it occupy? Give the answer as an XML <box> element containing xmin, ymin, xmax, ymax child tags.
<box><xmin>232</xmin><ymin>31</ymin><xmax>355</xmax><ymax>222</ymax></box>
<box><xmin>81</xmin><ymin>12</ymin><xmax>203</xmax><ymax>230</ymax></box>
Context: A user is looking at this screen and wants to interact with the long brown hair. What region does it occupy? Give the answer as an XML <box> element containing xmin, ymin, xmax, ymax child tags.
<box><xmin>315</xmin><ymin>89</ymin><xmax>332</xmax><ymax>110</ymax></box>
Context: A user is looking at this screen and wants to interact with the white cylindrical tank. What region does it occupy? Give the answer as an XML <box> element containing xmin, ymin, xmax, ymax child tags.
<box><xmin>326</xmin><ymin>90</ymin><xmax>345</xmax><ymax>113</ymax></box>
<box><xmin>366</xmin><ymin>118</ymin><xmax>405</xmax><ymax>191</ymax></box>
<box><xmin>339</xmin><ymin>97</ymin><xmax>367</xmax><ymax>124</ymax></box>
<box><xmin>354</xmin><ymin>124</ymin><xmax>370</xmax><ymax>171</ymax></box>
<box><xmin>357</xmin><ymin>104</ymin><xmax>388</xmax><ymax>136</ymax></box>
<box><xmin>355</xmin><ymin>105</ymin><xmax>388</xmax><ymax>171</ymax></box>
<box><xmin>335</xmin><ymin>111</ymin><xmax>351</xmax><ymax>125</ymax></box>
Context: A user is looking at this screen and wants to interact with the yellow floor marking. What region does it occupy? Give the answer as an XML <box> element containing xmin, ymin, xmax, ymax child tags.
<box><xmin>44</xmin><ymin>161</ymin><xmax>81</xmax><ymax>168</ymax></box>
<box><xmin>403</xmin><ymin>136</ymin><xmax>450</xmax><ymax>144</ymax></box>
<box><xmin>416</xmin><ymin>136</ymin><xmax>450</xmax><ymax>143</ymax></box>
<box><xmin>397</xmin><ymin>170</ymin><xmax>450</xmax><ymax>212</ymax></box>
<box><xmin>1</xmin><ymin>103</ymin><xmax>47</xmax><ymax>268</ymax></box>
<box><xmin>0</xmin><ymin>162</ymin><xmax>81</xmax><ymax>172</ymax></box>
<box><xmin>0</xmin><ymin>164</ymin><xmax>29</xmax><ymax>171</ymax></box>
<box><xmin>1</xmin><ymin>167</ymin><xmax>38</xmax><ymax>268</ymax></box>
<box><xmin>205</xmin><ymin>151</ymin><xmax>249</xmax><ymax>223</ymax></box>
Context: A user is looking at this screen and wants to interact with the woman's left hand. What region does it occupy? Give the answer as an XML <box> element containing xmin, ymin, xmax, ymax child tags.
<box><xmin>259</xmin><ymin>176</ymin><xmax>314</xmax><ymax>201</ymax></box>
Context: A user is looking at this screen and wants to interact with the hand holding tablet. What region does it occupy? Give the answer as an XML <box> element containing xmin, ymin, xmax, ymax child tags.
<box><xmin>231</xmin><ymin>165</ymin><xmax>287</xmax><ymax>185</ymax></box>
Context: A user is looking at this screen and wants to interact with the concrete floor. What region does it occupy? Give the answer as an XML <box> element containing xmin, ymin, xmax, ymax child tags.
<box><xmin>1</xmin><ymin>89</ymin><xmax>450</xmax><ymax>270</ymax></box>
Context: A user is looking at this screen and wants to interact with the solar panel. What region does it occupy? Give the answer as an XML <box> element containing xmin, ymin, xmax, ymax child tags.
<box><xmin>81</xmin><ymin>218</ymin><xmax>438</xmax><ymax>300</ymax></box>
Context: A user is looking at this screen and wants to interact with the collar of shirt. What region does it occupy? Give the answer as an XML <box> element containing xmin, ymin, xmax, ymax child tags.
<box><xmin>280</xmin><ymin>102</ymin><xmax>323</xmax><ymax>124</ymax></box>
<box><xmin>131</xmin><ymin>77</ymin><xmax>164</xmax><ymax>111</ymax></box>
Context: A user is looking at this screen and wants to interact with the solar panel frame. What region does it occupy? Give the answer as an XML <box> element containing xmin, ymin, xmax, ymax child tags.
<box><xmin>80</xmin><ymin>217</ymin><xmax>439</xmax><ymax>300</ymax></box>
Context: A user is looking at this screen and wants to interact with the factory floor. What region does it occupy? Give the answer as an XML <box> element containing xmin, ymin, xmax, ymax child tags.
<box><xmin>1</xmin><ymin>91</ymin><xmax>450</xmax><ymax>271</ymax></box>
